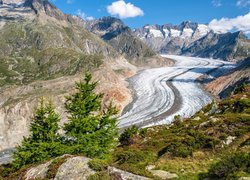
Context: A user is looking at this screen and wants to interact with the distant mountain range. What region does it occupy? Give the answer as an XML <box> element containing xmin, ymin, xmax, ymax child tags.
<box><xmin>133</xmin><ymin>21</ymin><xmax>250</xmax><ymax>61</ymax></box>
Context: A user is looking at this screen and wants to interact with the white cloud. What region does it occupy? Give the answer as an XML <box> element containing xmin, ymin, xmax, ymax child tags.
<box><xmin>208</xmin><ymin>12</ymin><xmax>250</xmax><ymax>34</ymax></box>
<box><xmin>236</xmin><ymin>0</ymin><xmax>250</xmax><ymax>7</ymax></box>
<box><xmin>86</xmin><ymin>16</ymin><xmax>95</xmax><ymax>21</ymax></box>
<box><xmin>212</xmin><ymin>0</ymin><xmax>222</xmax><ymax>7</ymax></box>
<box><xmin>107</xmin><ymin>0</ymin><xmax>144</xmax><ymax>19</ymax></box>
<box><xmin>76</xmin><ymin>9</ymin><xmax>95</xmax><ymax>21</ymax></box>
<box><xmin>66</xmin><ymin>0</ymin><xmax>74</xmax><ymax>4</ymax></box>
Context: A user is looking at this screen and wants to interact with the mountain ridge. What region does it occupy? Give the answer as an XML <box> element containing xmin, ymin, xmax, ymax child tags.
<box><xmin>134</xmin><ymin>21</ymin><xmax>250</xmax><ymax>61</ymax></box>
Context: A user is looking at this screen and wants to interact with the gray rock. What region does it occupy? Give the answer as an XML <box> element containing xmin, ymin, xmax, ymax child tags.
<box><xmin>54</xmin><ymin>156</ymin><xmax>95</xmax><ymax>180</ymax></box>
<box><xmin>193</xmin><ymin>116</ymin><xmax>201</xmax><ymax>121</ymax></box>
<box><xmin>25</xmin><ymin>161</ymin><xmax>52</xmax><ymax>180</ymax></box>
<box><xmin>146</xmin><ymin>165</ymin><xmax>178</xmax><ymax>179</ymax></box>
<box><xmin>108</xmin><ymin>167</ymin><xmax>150</xmax><ymax>180</ymax></box>
<box><xmin>224</xmin><ymin>136</ymin><xmax>236</xmax><ymax>145</ymax></box>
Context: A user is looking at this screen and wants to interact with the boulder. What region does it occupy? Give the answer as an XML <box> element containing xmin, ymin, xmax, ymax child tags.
<box><xmin>55</xmin><ymin>156</ymin><xmax>95</xmax><ymax>180</ymax></box>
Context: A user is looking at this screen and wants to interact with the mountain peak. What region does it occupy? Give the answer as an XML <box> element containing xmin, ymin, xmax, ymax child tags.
<box><xmin>179</xmin><ymin>21</ymin><xmax>198</xmax><ymax>30</ymax></box>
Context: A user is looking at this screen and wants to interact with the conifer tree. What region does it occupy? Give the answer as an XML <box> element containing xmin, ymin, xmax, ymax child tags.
<box><xmin>63</xmin><ymin>73</ymin><xmax>118</xmax><ymax>157</ymax></box>
<box><xmin>12</xmin><ymin>99</ymin><xmax>63</xmax><ymax>168</ymax></box>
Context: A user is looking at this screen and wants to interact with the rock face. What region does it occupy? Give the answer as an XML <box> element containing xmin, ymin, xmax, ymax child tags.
<box><xmin>182</xmin><ymin>31</ymin><xmax>250</xmax><ymax>61</ymax></box>
<box><xmin>206</xmin><ymin>57</ymin><xmax>250</xmax><ymax>98</ymax></box>
<box><xmin>134</xmin><ymin>21</ymin><xmax>250</xmax><ymax>61</ymax></box>
<box><xmin>84</xmin><ymin>16</ymin><xmax>168</xmax><ymax>67</ymax></box>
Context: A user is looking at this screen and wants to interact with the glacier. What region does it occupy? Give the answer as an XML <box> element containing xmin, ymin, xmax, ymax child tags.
<box><xmin>119</xmin><ymin>55</ymin><xmax>235</xmax><ymax>128</ymax></box>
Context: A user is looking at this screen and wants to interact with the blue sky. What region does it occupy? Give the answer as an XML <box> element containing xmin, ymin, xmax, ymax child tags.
<box><xmin>52</xmin><ymin>0</ymin><xmax>250</xmax><ymax>33</ymax></box>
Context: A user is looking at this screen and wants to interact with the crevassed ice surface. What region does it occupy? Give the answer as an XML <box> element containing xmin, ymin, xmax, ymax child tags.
<box><xmin>119</xmin><ymin>55</ymin><xmax>235</xmax><ymax>128</ymax></box>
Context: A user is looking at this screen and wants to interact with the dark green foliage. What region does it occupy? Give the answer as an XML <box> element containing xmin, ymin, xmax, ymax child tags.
<box><xmin>203</xmin><ymin>152</ymin><xmax>250</xmax><ymax>179</ymax></box>
<box><xmin>87</xmin><ymin>171</ymin><xmax>111</xmax><ymax>180</ymax></box>
<box><xmin>113</xmin><ymin>149</ymin><xmax>156</xmax><ymax>177</ymax></box>
<box><xmin>158</xmin><ymin>130</ymin><xmax>220</xmax><ymax>158</ymax></box>
<box><xmin>88</xmin><ymin>159</ymin><xmax>109</xmax><ymax>172</ymax></box>
<box><xmin>115</xmin><ymin>149</ymin><xmax>156</xmax><ymax>165</ymax></box>
<box><xmin>220</xmin><ymin>98</ymin><xmax>250</xmax><ymax>114</ymax></box>
<box><xmin>119</xmin><ymin>125</ymin><xmax>139</xmax><ymax>146</ymax></box>
<box><xmin>234</xmin><ymin>83</ymin><xmax>248</xmax><ymax>94</ymax></box>
<box><xmin>12</xmin><ymin>99</ymin><xmax>64</xmax><ymax>169</ymax></box>
<box><xmin>63</xmin><ymin>73</ymin><xmax>119</xmax><ymax>157</ymax></box>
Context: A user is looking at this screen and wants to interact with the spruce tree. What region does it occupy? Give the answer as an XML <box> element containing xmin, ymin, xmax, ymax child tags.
<box><xmin>63</xmin><ymin>73</ymin><xmax>118</xmax><ymax>157</ymax></box>
<box><xmin>12</xmin><ymin>99</ymin><xmax>63</xmax><ymax>168</ymax></box>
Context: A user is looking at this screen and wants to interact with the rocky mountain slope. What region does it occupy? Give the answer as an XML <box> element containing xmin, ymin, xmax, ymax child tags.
<box><xmin>206</xmin><ymin>57</ymin><xmax>250</xmax><ymax>98</ymax></box>
<box><xmin>183</xmin><ymin>31</ymin><xmax>250</xmax><ymax>61</ymax></box>
<box><xmin>134</xmin><ymin>21</ymin><xmax>250</xmax><ymax>61</ymax></box>
<box><xmin>0</xmin><ymin>0</ymin><xmax>141</xmax><ymax>151</ymax></box>
<box><xmin>84</xmin><ymin>17</ymin><xmax>168</xmax><ymax>67</ymax></box>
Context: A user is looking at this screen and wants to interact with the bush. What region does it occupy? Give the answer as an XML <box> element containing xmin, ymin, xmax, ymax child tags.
<box><xmin>87</xmin><ymin>171</ymin><xmax>111</xmax><ymax>180</ymax></box>
<box><xmin>119</xmin><ymin>125</ymin><xmax>139</xmax><ymax>146</ymax></box>
<box><xmin>114</xmin><ymin>149</ymin><xmax>156</xmax><ymax>177</ymax></box>
<box><xmin>88</xmin><ymin>159</ymin><xmax>109</xmax><ymax>172</ymax></box>
<box><xmin>115</xmin><ymin>149</ymin><xmax>155</xmax><ymax>165</ymax></box>
<box><xmin>204</xmin><ymin>152</ymin><xmax>250</xmax><ymax>179</ymax></box>
<box><xmin>163</xmin><ymin>141</ymin><xmax>193</xmax><ymax>158</ymax></box>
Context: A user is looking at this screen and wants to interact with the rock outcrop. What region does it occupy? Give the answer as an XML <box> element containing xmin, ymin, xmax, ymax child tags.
<box><xmin>23</xmin><ymin>155</ymin><xmax>149</xmax><ymax>180</ymax></box>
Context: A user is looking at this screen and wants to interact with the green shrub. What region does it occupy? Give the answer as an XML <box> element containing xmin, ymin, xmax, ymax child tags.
<box><xmin>87</xmin><ymin>171</ymin><xmax>111</xmax><ymax>180</ymax></box>
<box><xmin>88</xmin><ymin>159</ymin><xmax>109</xmax><ymax>172</ymax></box>
<box><xmin>204</xmin><ymin>152</ymin><xmax>250</xmax><ymax>179</ymax></box>
<box><xmin>115</xmin><ymin>149</ymin><xmax>155</xmax><ymax>165</ymax></box>
<box><xmin>119</xmin><ymin>125</ymin><xmax>139</xmax><ymax>146</ymax></box>
<box><xmin>113</xmin><ymin>149</ymin><xmax>156</xmax><ymax>177</ymax></box>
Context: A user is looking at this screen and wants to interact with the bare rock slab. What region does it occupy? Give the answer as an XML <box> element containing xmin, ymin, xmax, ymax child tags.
<box><xmin>55</xmin><ymin>156</ymin><xmax>95</xmax><ymax>180</ymax></box>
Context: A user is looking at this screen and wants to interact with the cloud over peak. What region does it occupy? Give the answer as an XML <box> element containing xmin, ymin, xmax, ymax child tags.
<box><xmin>209</xmin><ymin>12</ymin><xmax>250</xmax><ymax>34</ymax></box>
<box><xmin>107</xmin><ymin>0</ymin><xmax>144</xmax><ymax>19</ymax></box>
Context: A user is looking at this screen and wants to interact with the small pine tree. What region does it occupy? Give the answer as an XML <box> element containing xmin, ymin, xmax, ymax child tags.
<box><xmin>63</xmin><ymin>73</ymin><xmax>119</xmax><ymax>157</ymax></box>
<box><xmin>12</xmin><ymin>99</ymin><xmax>63</xmax><ymax>168</ymax></box>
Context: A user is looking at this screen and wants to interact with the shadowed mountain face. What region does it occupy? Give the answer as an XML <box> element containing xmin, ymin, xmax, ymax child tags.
<box><xmin>182</xmin><ymin>31</ymin><xmax>250</xmax><ymax>62</ymax></box>
<box><xmin>134</xmin><ymin>22</ymin><xmax>250</xmax><ymax>61</ymax></box>
<box><xmin>206</xmin><ymin>57</ymin><xmax>250</xmax><ymax>98</ymax></box>
<box><xmin>84</xmin><ymin>17</ymin><xmax>162</xmax><ymax>65</ymax></box>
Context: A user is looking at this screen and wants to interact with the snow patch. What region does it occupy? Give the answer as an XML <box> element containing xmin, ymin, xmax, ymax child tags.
<box><xmin>163</xmin><ymin>28</ymin><xmax>170</xmax><ymax>37</ymax></box>
<box><xmin>170</xmin><ymin>29</ymin><xmax>181</xmax><ymax>37</ymax></box>
<box><xmin>197</xmin><ymin>24</ymin><xmax>210</xmax><ymax>37</ymax></box>
<box><xmin>150</xmin><ymin>29</ymin><xmax>163</xmax><ymax>38</ymax></box>
<box><xmin>181</xmin><ymin>28</ymin><xmax>194</xmax><ymax>38</ymax></box>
